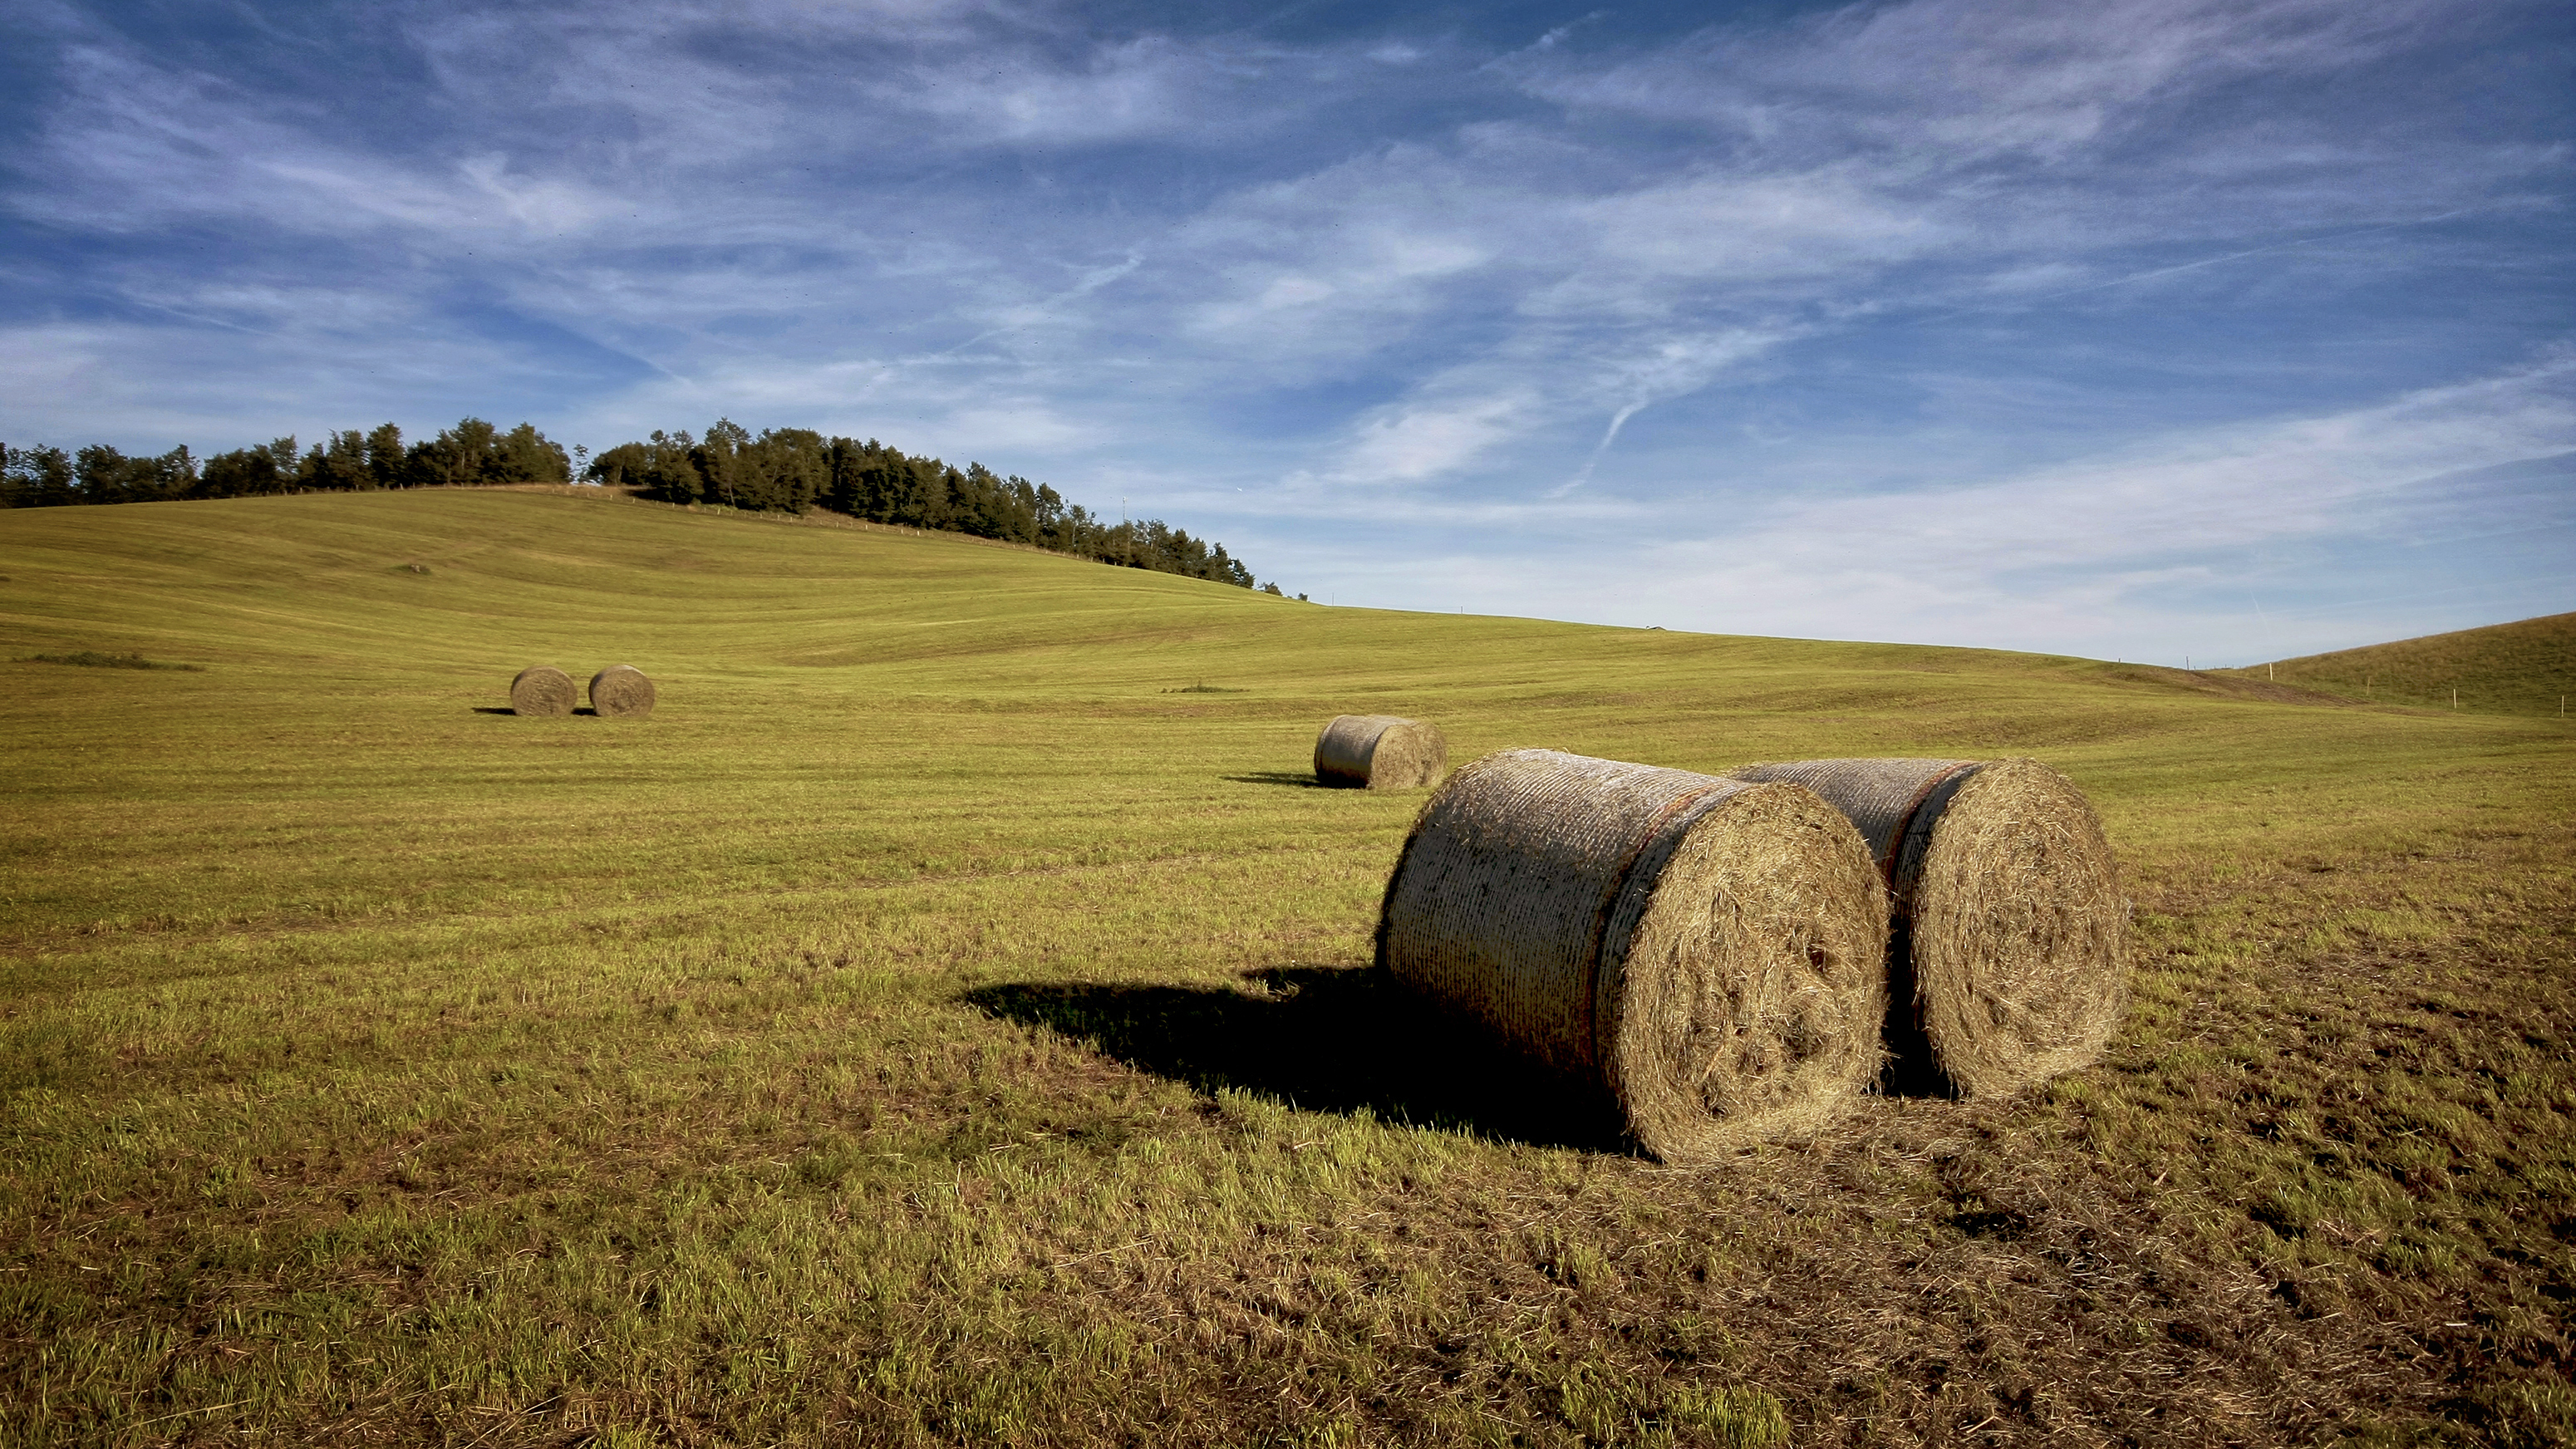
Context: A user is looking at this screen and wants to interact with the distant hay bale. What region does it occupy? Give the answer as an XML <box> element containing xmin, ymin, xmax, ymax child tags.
<box><xmin>1314</xmin><ymin>715</ymin><xmax>1447</xmax><ymax>789</ymax></box>
<box><xmin>1377</xmin><ymin>749</ymin><xmax>1886</xmax><ymax>1162</ymax></box>
<box><xmin>588</xmin><ymin>665</ymin><xmax>656</xmax><ymax>719</ymax></box>
<box><xmin>1727</xmin><ymin>758</ymin><xmax>2128</xmax><ymax>1098</ymax></box>
<box><xmin>509</xmin><ymin>665</ymin><xmax>576</xmax><ymax>717</ymax></box>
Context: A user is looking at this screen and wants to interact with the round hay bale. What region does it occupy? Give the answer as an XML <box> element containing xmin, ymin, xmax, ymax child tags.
<box><xmin>1727</xmin><ymin>757</ymin><xmax>2127</xmax><ymax>1098</ymax></box>
<box><xmin>1313</xmin><ymin>715</ymin><xmax>1447</xmax><ymax>789</ymax></box>
<box><xmin>509</xmin><ymin>665</ymin><xmax>576</xmax><ymax>717</ymax></box>
<box><xmin>588</xmin><ymin>665</ymin><xmax>656</xmax><ymax>719</ymax></box>
<box><xmin>1377</xmin><ymin>749</ymin><xmax>1886</xmax><ymax>1162</ymax></box>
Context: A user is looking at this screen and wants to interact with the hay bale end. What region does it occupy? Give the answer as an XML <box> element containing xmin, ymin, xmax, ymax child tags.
<box><xmin>588</xmin><ymin>665</ymin><xmax>656</xmax><ymax>719</ymax></box>
<box><xmin>1377</xmin><ymin>749</ymin><xmax>1886</xmax><ymax>1162</ymax></box>
<box><xmin>509</xmin><ymin>665</ymin><xmax>577</xmax><ymax>717</ymax></box>
<box><xmin>1728</xmin><ymin>757</ymin><xmax>2127</xmax><ymax>1098</ymax></box>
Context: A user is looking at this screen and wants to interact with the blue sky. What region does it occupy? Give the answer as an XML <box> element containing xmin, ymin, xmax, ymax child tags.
<box><xmin>3</xmin><ymin>0</ymin><xmax>2569</xmax><ymax>664</ymax></box>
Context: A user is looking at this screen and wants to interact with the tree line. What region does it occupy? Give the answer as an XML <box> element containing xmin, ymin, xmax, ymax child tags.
<box><xmin>0</xmin><ymin>419</ymin><xmax>569</xmax><ymax>508</ymax></box>
<box><xmin>3</xmin><ymin>416</ymin><xmax>1280</xmax><ymax>594</ymax></box>
<box><xmin>587</xmin><ymin>421</ymin><xmax>1265</xmax><ymax>590</ymax></box>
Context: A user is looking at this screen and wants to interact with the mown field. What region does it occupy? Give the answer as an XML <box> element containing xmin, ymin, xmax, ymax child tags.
<box><xmin>2</xmin><ymin>488</ymin><xmax>2570</xmax><ymax>1447</ymax></box>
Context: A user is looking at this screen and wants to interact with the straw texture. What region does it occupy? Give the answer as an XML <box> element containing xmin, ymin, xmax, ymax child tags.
<box><xmin>508</xmin><ymin>666</ymin><xmax>576</xmax><ymax>717</ymax></box>
<box><xmin>1728</xmin><ymin>757</ymin><xmax>2128</xmax><ymax>1098</ymax></box>
<box><xmin>588</xmin><ymin>665</ymin><xmax>656</xmax><ymax>719</ymax></box>
<box><xmin>1378</xmin><ymin>749</ymin><xmax>1885</xmax><ymax>1162</ymax></box>
<box><xmin>1314</xmin><ymin>715</ymin><xmax>1448</xmax><ymax>790</ymax></box>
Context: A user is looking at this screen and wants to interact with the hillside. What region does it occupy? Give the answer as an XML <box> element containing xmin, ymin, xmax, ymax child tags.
<box><xmin>2225</xmin><ymin>610</ymin><xmax>2576</xmax><ymax>716</ymax></box>
<box><xmin>3</xmin><ymin>489</ymin><xmax>2572</xmax><ymax>1447</ymax></box>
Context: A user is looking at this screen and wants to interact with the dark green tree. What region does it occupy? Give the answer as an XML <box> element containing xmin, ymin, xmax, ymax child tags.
<box><xmin>586</xmin><ymin>422</ymin><xmax>1268</xmax><ymax>589</ymax></box>
<box><xmin>366</xmin><ymin>424</ymin><xmax>405</xmax><ymax>489</ymax></box>
<box><xmin>733</xmin><ymin>428</ymin><xmax>826</xmax><ymax>512</ymax></box>
<box><xmin>72</xmin><ymin>444</ymin><xmax>195</xmax><ymax>504</ymax></box>
<box><xmin>199</xmin><ymin>437</ymin><xmax>298</xmax><ymax>497</ymax></box>
<box><xmin>2</xmin><ymin>444</ymin><xmax>76</xmax><ymax>508</ymax></box>
<box><xmin>493</xmin><ymin>422</ymin><xmax>569</xmax><ymax>484</ymax></box>
<box><xmin>302</xmin><ymin>430</ymin><xmax>371</xmax><ymax>491</ymax></box>
<box><xmin>691</xmin><ymin>419</ymin><xmax>752</xmax><ymax>507</ymax></box>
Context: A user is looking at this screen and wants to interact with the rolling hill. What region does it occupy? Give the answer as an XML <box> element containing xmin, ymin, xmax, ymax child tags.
<box><xmin>2226</xmin><ymin>611</ymin><xmax>2576</xmax><ymax>717</ymax></box>
<box><xmin>2</xmin><ymin>487</ymin><xmax>2571</xmax><ymax>1447</ymax></box>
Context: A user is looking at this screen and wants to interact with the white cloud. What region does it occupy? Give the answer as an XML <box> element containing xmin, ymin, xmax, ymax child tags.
<box><xmin>3</xmin><ymin>0</ymin><xmax>2565</xmax><ymax>656</ymax></box>
<box><xmin>1568</xmin><ymin>168</ymin><xmax>1949</xmax><ymax>287</ymax></box>
<box><xmin>1527</xmin><ymin>0</ymin><xmax>2465</xmax><ymax>158</ymax></box>
<box><xmin>1312</xmin><ymin>322</ymin><xmax>1796</xmax><ymax>494</ymax></box>
<box><xmin>881</xmin><ymin>37</ymin><xmax>1228</xmax><ymax>145</ymax></box>
<box><xmin>17</xmin><ymin>42</ymin><xmax>629</xmax><ymax>246</ymax></box>
<box><xmin>1457</xmin><ymin>356</ymin><xmax>2576</xmax><ymax>656</ymax></box>
<box><xmin>1729</xmin><ymin>356</ymin><xmax>2574</xmax><ymax>572</ymax></box>
<box><xmin>1339</xmin><ymin>390</ymin><xmax>1536</xmax><ymax>483</ymax></box>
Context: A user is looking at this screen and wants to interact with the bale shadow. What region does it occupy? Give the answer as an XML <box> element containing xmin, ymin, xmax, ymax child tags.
<box><xmin>1222</xmin><ymin>772</ymin><xmax>1328</xmax><ymax>788</ymax></box>
<box><xmin>964</xmin><ymin>965</ymin><xmax>1624</xmax><ymax>1153</ymax></box>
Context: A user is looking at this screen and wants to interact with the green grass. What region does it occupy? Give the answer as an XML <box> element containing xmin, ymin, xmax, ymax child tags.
<box><xmin>2228</xmin><ymin>610</ymin><xmax>2576</xmax><ymax>717</ymax></box>
<box><xmin>2</xmin><ymin>488</ymin><xmax>2571</xmax><ymax>1447</ymax></box>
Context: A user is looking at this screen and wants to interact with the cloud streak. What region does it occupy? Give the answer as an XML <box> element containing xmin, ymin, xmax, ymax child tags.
<box><xmin>0</xmin><ymin>0</ymin><xmax>2566</xmax><ymax>658</ymax></box>
<box><xmin>1337</xmin><ymin>356</ymin><xmax>2576</xmax><ymax>661</ymax></box>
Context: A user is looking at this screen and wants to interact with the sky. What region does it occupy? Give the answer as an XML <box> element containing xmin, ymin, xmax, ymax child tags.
<box><xmin>2</xmin><ymin>0</ymin><xmax>2570</xmax><ymax>665</ymax></box>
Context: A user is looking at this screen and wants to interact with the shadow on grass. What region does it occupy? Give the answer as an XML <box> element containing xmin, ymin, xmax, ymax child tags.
<box><xmin>17</xmin><ymin>651</ymin><xmax>202</xmax><ymax>671</ymax></box>
<box><xmin>1222</xmin><ymin>772</ymin><xmax>1330</xmax><ymax>788</ymax></box>
<box><xmin>964</xmin><ymin>965</ymin><xmax>1622</xmax><ymax>1153</ymax></box>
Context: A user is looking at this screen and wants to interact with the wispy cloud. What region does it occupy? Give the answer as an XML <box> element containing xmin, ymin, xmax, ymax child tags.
<box><xmin>1714</xmin><ymin>354</ymin><xmax>2576</xmax><ymax>582</ymax></box>
<box><xmin>1354</xmin><ymin>356</ymin><xmax>2576</xmax><ymax>659</ymax></box>
<box><xmin>0</xmin><ymin>0</ymin><xmax>2565</xmax><ymax>654</ymax></box>
<box><xmin>882</xmin><ymin>37</ymin><xmax>1258</xmax><ymax>145</ymax></box>
<box><xmin>21</xmin><ymin>42</ymin><xmax>625</xmax><ymax>243</ymax></box>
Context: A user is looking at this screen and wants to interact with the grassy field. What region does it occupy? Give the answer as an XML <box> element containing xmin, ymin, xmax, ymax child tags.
<box><xmin>2</xmin><ymin>487</ymin><xmax>2570</xmax><ymax>1447</ymax></box>
<box><xmin>2226</xmin><ymin>612</ymin><xmax>2576</xmax><ymax>719</ymax></box>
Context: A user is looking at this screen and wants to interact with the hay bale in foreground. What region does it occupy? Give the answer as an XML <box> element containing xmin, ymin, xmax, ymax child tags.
<box><xmin>1727</xmin><ymin>758</ymin><xmax>2127</xmax><ymax>1098</ymax></box>
<box><xmin>1314</xmin><ymin>715</ymin><xmax>1447</xmax><ymax>789</ymax></box>
<box><xmin>588</xmin><ymin>665</ymin><xmax>656</xmax><ymax>719</ymax></box>
<box><xmin>1377</xmin><ymin>749</ymin><xmax>1886</xmax><ymax>1162</ymax></box>
<box><xmin>509</xmin><ymin>666</ymin><xmax>576</xmax><ymax>717</ymax></box>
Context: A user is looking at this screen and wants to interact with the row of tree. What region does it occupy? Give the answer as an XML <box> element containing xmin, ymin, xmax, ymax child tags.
<box><xmin>1</xmin><ymin>416</ymin><xmax>1277</xmax><ymax>592</ymax></box>
<box><xmin>587</xmin><ymin>423</ymin><xmax>1261</xmax><ymax>589</ymax></box>
<box><xmin>0</xmin><ymin>419</ymin><xmax>569</xmax><ymax>508</ymax></box>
